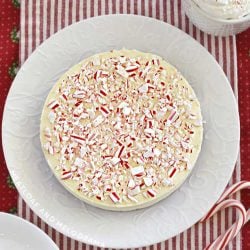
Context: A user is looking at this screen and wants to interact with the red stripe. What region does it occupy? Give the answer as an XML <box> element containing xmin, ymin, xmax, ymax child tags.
<box><xmin>98</xmin><ymin>0</ymin><xmax>102</xmax><ymax>15</ymax></box>
<box><xmin>69</xmin><ymin>0</ymin><xmax>73</xmax><ymax>24</ymax></box>
<box><xmin>112</xmin><ymin>0</ymin><xmax>116</xmax><ymax>13</ymax></box>
<box><xmin>178</xmin><ymin>0</ymin><xmax>182</xmax><ymax>29</ymax></box>
<box><xmin>185</xmin><ymin>15</ymin><xmax>189</xmax><ymax>34</ymax></box>
<box><xmin>31</xmin><ymin>0</ymin><xmax>36</xmax><ymax>51</ymax></box>
<box><xmin>24</xmin><ymin>0</ymin><xmax>29</xmax><ymax>61</ymax></box>
<box><xmin>83</xmin><ymin>0</ymin><xmax>87</xmax><ymax>19</ymax></box>
<box><xmin>39</xmin><ymin>0</ymin><xmax>44</xmax><ymax>44</ymax></box>
<box><xmin>207</xmin><ymin>34</ymin><xmax>212</xmax><ymax>53</ymax></box>
<box><xmin>75</xmin><ymin>240</ymin><xmax>78</xmax><ymax>250</ymax></box>
<box><xmin>193</xmin><ymin>25</ymin><xmax>197</xmax><ymax>40</ymax></box>
<box><xmin>61</xmin><ymin>0</ymin><xmax>66</xmax><ymax>28</ymax></box>
<box><xmin>75</xmin><ymin>0</ymin><xmax>80</xmax><ymax>22</ymax></box>
<box><xmin>163</xmin><ymin>0</ymin><xmax>167</xmax><ymax>22</ymax></box>
<box><xmin>91</xmin><ymin>0</ymin><xmax>94</xmax><ymax>17</ymax></box>
<box><xmin>54</xmin><ymin>0</ymin><xmax>58</xmax><ymax>32</ymax></box>
<box><xmin>46</xmin><ymin>0</ymin><xmax>51</xmax><ymax>38</ymax></box>
<box><xmin>170</xmin><ymin>0</ymin><xmax>174</xmax><ymax>25</ymax></box>
<box><xmin>134</xmin><ymin>0</ymin><xmax>138</xmax><ymax>14</ymax></box>
<box><xmin>127</xmin><ymin>0</ymin><xmax>131</xmax><ymax>14</ymax></box>
<box><xmin>155</xmin><ymin>0</ymin><xmax>160</xmax><ymax>19</ymax></box>
<box><xmin>120</xmin><ymin>0</ymin><xmax>123</xmax><ymax>13</ymax></box>
<box><xmin>141</xmin><ymin>0</ymin><xmax>145</xmax><ymax>15</ymax></box>
<box><xmin>105</xmin><ymin>0</ymin><xmax>109</xmax><ymax>14</ymax></box>
<box><xmin>148</xmin><ymin>0</ymin><xmax>152</xmax><ymax>17</ymax></box>
<box><xmin>200</xmin><ymin>31</ymin><xmax>204</xmax><ymax>46</ymax></box>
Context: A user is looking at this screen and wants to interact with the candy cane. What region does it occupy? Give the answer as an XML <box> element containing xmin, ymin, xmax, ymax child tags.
<box><xmin>217</xmin><ymin>181</ymin><xmax>250</xmax><ymax>203</ymax></box>
<box><xmin>202</xmin><ymin>199</ymin><xmax>247</xmax><ymax>250</ymax></box>
<box><xmin>201</xmin><ymin>181</ymin><xmax>250</xmax><ymax>249</ymax></box>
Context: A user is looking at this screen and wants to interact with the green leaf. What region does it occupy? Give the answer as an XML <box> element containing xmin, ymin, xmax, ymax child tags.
<box><xmin>8</xmin><ymin>61</ymin><xmax>19</xmax><ymax>79</ymax></box>
<box><xmin>7</xmin><ymin>175</ymin><xmax>16</xmax><ymax>189</ymax></box>
<box><xmin>10</xmin><ymin>27</ymin><xmax>20</xmax><ymax>43</ymax></box>
<box><xmin>12</xmin><ymin>0</ymin><xmax>20</xmax><ymax>8</ymax></box>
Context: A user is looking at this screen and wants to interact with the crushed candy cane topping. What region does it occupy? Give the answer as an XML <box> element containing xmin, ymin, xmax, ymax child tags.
<box><xmin>41</xmin><ymin>50</ymin><xmax>202</xmax><ymax>205</ymax></box>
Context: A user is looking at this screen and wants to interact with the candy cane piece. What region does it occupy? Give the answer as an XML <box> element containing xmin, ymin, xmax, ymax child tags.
<box><xmin>217</xmin><ymin>181</ymin><xmax>250</xmax><ymax>203</ymax></box>
<box><xmin>204</xmin><ymin>201</ymin><xmax>248</xmax><ymax>250</ymax></box>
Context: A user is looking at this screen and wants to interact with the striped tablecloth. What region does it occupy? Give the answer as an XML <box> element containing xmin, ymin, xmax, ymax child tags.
<box><xmin>18</xmin><ymin>1</ymin><xmax>241</xmax><ymax>249</ymax></box>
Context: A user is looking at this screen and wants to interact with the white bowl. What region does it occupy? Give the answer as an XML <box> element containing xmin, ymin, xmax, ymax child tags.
<box><xmin>0</xmin><ymin>212</ymin><xmax>58</xmax><ymax>250</ymax></box>
<box><xmin>183</xmin><ymin>0</ymin><xmax>250</xmax><ymax>36</ymax></box>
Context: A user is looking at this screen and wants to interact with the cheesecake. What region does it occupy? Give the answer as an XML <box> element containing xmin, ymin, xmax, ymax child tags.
<box><xmin>40</xmin><ymin>49</ymin><xmax>203</xmax><ymax>211</ymax></box>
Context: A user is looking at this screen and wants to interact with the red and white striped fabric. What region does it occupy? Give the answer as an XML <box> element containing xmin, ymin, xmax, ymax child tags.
<box><xmin>18</xmin><ymin>0</ymin><xmax>241</xmax><ymax>249</ymax></box>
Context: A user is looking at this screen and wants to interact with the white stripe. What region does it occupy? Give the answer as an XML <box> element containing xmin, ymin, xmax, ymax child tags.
<box><xmin>206</xmin><ymin>220</ymin><xmax>210</xmax><ymax>246</ymax></box>
<box><xmin>191</xmin><ymin>226</ymin><xmax>195</xmax><ymax>249</ymax></box>
<box><xmin>101</xmin><ymin>0</ymin><xmax>105</xmax><ymax>15</ymax></box>
<box><xmin>87</xmin><ymin>0</ymin><xmax>91</xmax><ymax>18</ymax></box>
<box><xmin>25</xmin><ymin>202</ymin><xmax>30</xmax><ymax>220</ymax></box>
<box><xmin>166</xmin><ymin>0</ymin><xmax>171</xmax><ymax>23</ymax></box>
<box><xmin>198</xmin><ymin>223</ymin><xmax>202</xmax><ymax>249</ymax></box>
<box><xmin>145</xmin><ymin>0</ymin><xmax>149</xmax><ymax>16</ymax></box>
<box><xmin>72</xmin><ymin>0</ymin><xmax>77</xmax><ymax>22</ymax></box>
<box><xmin>168</xmin><ymin>237</ymin><xmax>173</xmax><ymax>250</ymax></box>
<box><xmin>50</xmin><ymin>0</ymin><xmax>55</xmax><ymax>35</ymax></box>
<box><xmin>233</xmin><ymin>36</ymin><xmax>239</xmax><ymax>100</ymax></box>
<box><xmin>20</xmin><ymin>0</ymin><xmax>25</xmax><ymax>64</ymax></box>
<box><xmin>123</xmin><ymin>0</ymin><xmax>128</xmax><ymax>14</ymax></box>
<box><xmin>130</xmin><ymin>0</ymin><xmax>135</xmax><ymax>14</ymax></box>
<box><xmin>28</xmin><ymin>0</ymin><xmax>33</xmax><ymax>55</ymax></box>
<box><xmin>65</xmin><ymin>0</ymin><xmax>69</xmax><ymax>26</ymax></box>
<box><xmin>71</xmin><ymin>239</ymin><xmax>75</xmax><ymax>250</ymax></box>
<box><xmin>152</xmin><ymin>0</ymin><xmax>156</xmax><ymax>17</ymax></box>
<box><xmin>218</xmin><ymin>37</ymin><xmax>224</xmax><ymax>69</ymax></box>
<box><xmin>145</xmin><ymin>246</ymin><xmax>150</xmax><ymax>250</ymax></box>
<box><xmin>78</xmin><ymin>242</ymin><xmax>83</xmax><ymax>250</ymax></box>
<box><xmin>183</xmin><ymin>230</ymin><xmax>187</xmax><ymax>249</ymax></box>
<box><xmin>40</xmin><ymin>218</ymin><xmax>46</xmax><ymax>233</ymax></box>
<box><xmin>86</xmin><ymin>244</ymin><xmax>90</xmax><ymax>250</ymax></box>
<box><xmin>174</xmin><ymin>0</ymin><xmax>178</xmax><ymax>27</ymax></box>
<box><xmin>161</xmin><ymin>241</ymin><xmax>165</xmax><ymax>250</ymax></box>
<box><xmin>159</xmin><ymin>0</ymin><xmax>163</xmax><ymax>20</ymax></box>
<box><xmin>79</xmin><ymin>0</ymin><xmax>84</xmax><ymax>19</ymax></box>
<box><xmin>226</xmin><ymin>38</ymin><xmax>231</xmax><ymax>83</ymax></box>
<box><xmin>109</xmin><ymin>0</ymin><xmax>113</xmax><ymax>14</ymax></box>
<box><xmin>58</xmin><ymin>0</ymin><xmax>62</xmax><ymax>30</ymax></box>
<box><xmin>137</xmin><ymin>0</ymin><xmax>142</xmax><ymax>15</ymax></box>
<box><xmin>55</xmin><ymin>230</ymin><xmax>60</xmax><ymax>248</ymax></box>
<box><xmin>211</xmin><ymin>35</ymin><xmax>216</xmax><ymax>57</ymax></box>
<box><xmin>18</xmin><ymin>197</ymin><xmax>22</xmax><ymax>216</ymax></box>
<box><xmin>63</xmin><ymin>235</ymin><xmax>67</xmax><ymax>250</ymax></box>
<box><xmin>94</xmin><ymin>0</ymin><xmax>98</xmax><ymax>16</ymax></box>
<box><xmin>116</xmin><ymin>0</ymin><xmax>120</xmax><ymax>13</ymax></box>
<box><xmin>204</xmin><ymin>33</ymin><xmax>208</xmax><ymax>51</ymax></box>
<box><xmin>175</xmin><ymin>234</ymin><xmax>180</xmax><ymax>250</ymax></box>
<box><xmin>213</xmin><ymin>213</ymin><xmax>218</xmax><ymax>243</ymax></box>
<box><xmin>180</xmin><ymin>0</ymin><xmax>185</xmax><ymax>31</ymax></box>
<box><xmin>48</xmin><ymin>225</ymin><xmax>53</xmax><ymax>240</ymax></box>
<box><xmin>43</xmin><ymin>0</ymin><xmax>47</xmax><ymax>41</ymax></box>
<box><xmin>93</xmin><ymin>246</ymin><xmax>98</xmax><ymax>250</ymax></box>
<box><xmin>35</xmin><ymin>0</ymin><xmax>40</xmax><ymax>47</ymax></box>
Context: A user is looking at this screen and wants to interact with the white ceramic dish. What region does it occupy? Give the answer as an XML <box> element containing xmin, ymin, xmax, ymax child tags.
<box><xmin>0</xmin><ymin>212</ymin><xmax>58</xmax><ymax>250</ymax></box>
<box><xmin>183</xmin><ymin>0</ymin><xmax>250</xmax><ymax>36</ymax></box>
<box><xmin>2</xmin><ymin>15</ymin><xmax>239</xmax><ymax>248</ymax></box>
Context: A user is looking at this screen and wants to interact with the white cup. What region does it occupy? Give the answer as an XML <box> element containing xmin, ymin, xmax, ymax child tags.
<box><xmin>183</xmin><ymin>0</ymin><xmax>250</xmax><ymax>36</ymax></box>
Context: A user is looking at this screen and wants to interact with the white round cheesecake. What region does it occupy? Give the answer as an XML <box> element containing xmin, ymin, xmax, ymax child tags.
<box><xmin>40</xmin><ymin>49</ymin><xmax>203</xmax><ymax>211</ymax></box>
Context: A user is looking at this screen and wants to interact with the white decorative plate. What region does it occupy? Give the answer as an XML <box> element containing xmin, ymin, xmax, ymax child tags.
<box><xmin>2</xmin><ymin>15</ymin><xmax>239</xmax><ymax>248</ymax></box>
<box><xmin>0</xmin><ymin>212</ymin><xmax>58</xmax><ymax>250</ymax></box>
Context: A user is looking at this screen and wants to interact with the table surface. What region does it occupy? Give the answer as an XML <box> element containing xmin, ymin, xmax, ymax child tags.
<box><xmin>0</xmin><ymin>1</ymin><xmax>249</xmax><ymax>249</ymax></box>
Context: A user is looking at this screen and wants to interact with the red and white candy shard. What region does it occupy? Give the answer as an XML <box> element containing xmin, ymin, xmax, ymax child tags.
<box><xmin>41</xmin><ymin>49</ymin><xmax>202</xmax><ymax>207</ymax></box>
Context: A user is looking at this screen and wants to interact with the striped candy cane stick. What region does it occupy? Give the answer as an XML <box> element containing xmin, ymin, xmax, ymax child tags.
<box><xmin>201</xmin><ymin>181</ymin><xmax>250</xmax><ymax>249</ymax></box>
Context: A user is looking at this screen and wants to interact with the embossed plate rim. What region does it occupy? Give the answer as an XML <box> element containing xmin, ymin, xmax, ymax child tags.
<box><xmin>2</xmin><ymin>14</ymin><xmax>240</xmax><ymax>248</ymax></box>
